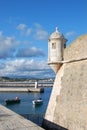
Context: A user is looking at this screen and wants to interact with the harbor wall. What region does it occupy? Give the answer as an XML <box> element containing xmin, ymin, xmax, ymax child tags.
<box><xmin>0</xmin><ymin>83</ymin><xmax>53</xmax><ymax>87</ymax></box>
<box><xmin>0</xmin><ymin>104</ymin><xmax>45</xmax><ymax>130</ymax></box>
<box><xmin>43</xmin><ymin>34</ymin><xmax>87</xmax><ymax>130</ymax></box>
<box><xmin>0</xmin><ymin>87</ymin><xmax>44</xmax><ymax>92</ymax></box>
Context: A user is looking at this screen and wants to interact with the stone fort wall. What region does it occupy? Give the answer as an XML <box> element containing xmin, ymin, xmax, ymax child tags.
<box><xmin>42</xmin><ymin>34</ymin><xmax>87</xmax><ymax>130</ymax></box>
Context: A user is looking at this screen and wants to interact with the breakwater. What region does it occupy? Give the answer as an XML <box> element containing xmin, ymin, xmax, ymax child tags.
<box><xmin>0</xmin><ymin>82</ymin><xmax>53</xmax><ymax>87</ymax></box>
<box><xmin>0</xmin><ymin>82</ymin><xmax>53</xmax><ymax>92</ymax></box>
<box><xmin>0</xmin><ymin>87</ymin><xmax>44</xmax><ymax>92</ymax></box>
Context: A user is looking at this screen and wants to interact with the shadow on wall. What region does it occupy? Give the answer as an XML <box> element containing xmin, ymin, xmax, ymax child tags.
<box><xmin>42</xmin><ymin>119</ymin><xmax>68</xmax><ymax>130</ymax></box>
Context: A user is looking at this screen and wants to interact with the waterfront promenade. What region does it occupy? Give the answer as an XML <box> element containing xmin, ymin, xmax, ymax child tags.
<box><xmin>0</xmin><ymin>104</ymin><xmax>45</xmax><ymax>130</ymax></box>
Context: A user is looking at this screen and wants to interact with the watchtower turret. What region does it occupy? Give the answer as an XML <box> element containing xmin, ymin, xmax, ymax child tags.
<box><xmin>48</xmin><ymin>27</ymin><xmax>67</xmax><ymax>73</ymax></box>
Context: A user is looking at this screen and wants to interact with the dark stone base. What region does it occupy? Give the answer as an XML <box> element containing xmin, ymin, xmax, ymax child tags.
<box><xmin>42</xmin><ymin>119</ymin><xmax>68</xmax><ymax>130</ymax></box>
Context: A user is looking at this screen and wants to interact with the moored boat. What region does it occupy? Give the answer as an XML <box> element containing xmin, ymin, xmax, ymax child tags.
<box><xmin>32</xmin><ymin>98</ymin><xmax>43</xmax><ymax>105</ymax></box>
<box><xmin>5</xmin><ymin>97</ymin><xmax>21</xmax><ymax>105</ymax></box>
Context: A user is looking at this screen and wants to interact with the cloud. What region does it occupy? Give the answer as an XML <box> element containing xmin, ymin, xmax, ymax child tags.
<box><xmin>16</xmin><ymin>23</ymin><xmax>26</xmax><ymax>30</ymax></box>
<box><xmin>0</xmin><ymin>30</ymin><xmax>45</xmax><ymax>59</ymax></box>
<box><xmin>66</xmin><ymin>31</ymin><xmax>77</xmax><ymax>37</ymax></box>
<box><xmin>26</xmin><ymin>28</ymin><xmax>32</xmax><ymax>36</ymax></box>
<box><xmin>34</xmin><ymin>23</ymin><xmax>42</xmax><ymax>29</ymax></box>
<box><xmin>34</xmin><ymin>23</ymin><xmax>48</xmax><ymax>40</ymax></box>
<box><xmin>0</xmin><ymin>33</ymin><xmax>20</xmax><ymax>59</ymax></box>
<box><xmin>16</xmin><ymin>23</ymin><xmax>32</xmax><ymax>36</ymax></box>
<box><xmin>16</xmin><ymin>23</ymin><xmax>48</xmax><ymax>39</ymax></box>
<box><xmin>16</xmin><ymin>47</ymin><xmax>45</xmax><ymax>57</ymax></box>
<box><xmin>0</xmin><ymin>31</ymin><xmax>2</xmax><ymax>36</ymax></box>
<box><xmin>34</xmin><ymin>29</ymin><xmax>48</xmax><ymax>40</ymax></box>
<box><xmin>0</xmin><ymin>59</ymin><xmax>55</xmax><ymax>78</ymax></box>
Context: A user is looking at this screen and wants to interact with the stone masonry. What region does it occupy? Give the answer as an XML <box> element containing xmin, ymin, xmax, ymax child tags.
<box><xmin>42</xmin><ymin>34</ymin><xmax>87</xmax><ymax>130</ymax></box>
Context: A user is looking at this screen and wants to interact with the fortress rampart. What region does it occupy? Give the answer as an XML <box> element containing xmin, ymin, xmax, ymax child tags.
<box><xmin>42</xmin><ymin>34</ymin><xmax>87</xmax><ymax>130</ymax></box>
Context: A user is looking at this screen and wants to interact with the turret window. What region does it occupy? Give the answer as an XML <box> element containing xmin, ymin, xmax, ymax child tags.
<box><xmin>52</xmin><ymin>43</ymin><xmax>56</xmax><ymax>49</ymax></box>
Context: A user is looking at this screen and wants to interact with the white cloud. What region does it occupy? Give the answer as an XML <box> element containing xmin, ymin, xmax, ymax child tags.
<box><xmin>66</xmin><ymin>31</ymin><xmax>77</xmax><ymax>37</ymax></box>
<box><xmin>16</xmin><ymin>24</ymin><xmax>32</xmax><ymax>36</ymax></box>
<box><xmin>0</xmin><ymin>59</ymin><xmax>55</xmax><ymax>78</ymax></box>
<box><xmin>0</xmin><ymin>31</ymin><xmax>2</xmax><ymax>36</ymax></box>
<box><xmin>26</xmin><ymin>28</ymin><xmax>32</xmax><ymax>36</ymax></box>
<box><xmin>35</xmin><ymin>29</ymin><xmax>48</xmax><ymax>40</ymax></box>
<box><xmin>34</xmin><ymin>23</ymin><xmax>48</xmax><ymax>40</ymax></box>
<box><xmin>0</xmin><ymin>31</ymin><xmax>45</xmax><ymax>59</ymax></box>
<box><xmin>0</xmin><ymin>34</ymin><xmax>20</xmax><ymax>59</ymax></box>
<box><xmin>16</xmin><ymin>23</ymin><xmax>48</xmax><ymax>39</ymax></box>
<box><xmin>34</xmin><ymin>23</ymin><xmax>42</xmax><ymax>29</ymax></box>
<box><xmin>16</xmin><ymin>47</ymin><xmax>45</xmax><ymax>57</ymax></box>
<box><xmin>16</xmin><ymin>23</ymin><xmax>26</xmax><ymax>30</ymax></box>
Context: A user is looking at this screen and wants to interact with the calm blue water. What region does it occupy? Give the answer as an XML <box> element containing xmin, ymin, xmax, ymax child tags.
<box><xmin>0</xmin><ymin>87</ymin><xmax>52</xmax><ymax>126</ymax></box>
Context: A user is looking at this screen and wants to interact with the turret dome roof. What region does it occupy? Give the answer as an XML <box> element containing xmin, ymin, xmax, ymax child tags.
<box><xmin>49</xmin><ymin>27</ymin><xmax>64</xmax><ymax>39</ymax></box>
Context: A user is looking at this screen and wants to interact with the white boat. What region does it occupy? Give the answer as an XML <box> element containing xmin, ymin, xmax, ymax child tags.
<box><xmin>32</xmin><ymin>98</ymin><xmax>43</xmax><ymax>105</ymax></box>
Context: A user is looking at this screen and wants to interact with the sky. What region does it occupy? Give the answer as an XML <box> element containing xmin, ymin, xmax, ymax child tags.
<box><xmin>0</xmin><ymin>0</ymin><xmax>87</xmax><ymax>79</ymax></box>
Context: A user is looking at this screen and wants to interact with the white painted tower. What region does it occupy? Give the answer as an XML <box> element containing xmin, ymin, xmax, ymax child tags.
<box><xmin>35</xmin><ymin>81</ymin><xmax>38</xmax><ymax>88</ymax></box>
<box><xmin>48</xmin><ymin>27</ymin><xmax>67</xmax><ymax>73</ymax></box>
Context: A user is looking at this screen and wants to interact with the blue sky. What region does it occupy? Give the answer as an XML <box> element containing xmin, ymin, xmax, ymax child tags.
<box><xmin>0</xmin><ymin>0</ymin><xmax>87</xmax><ymax>78</ymax></box>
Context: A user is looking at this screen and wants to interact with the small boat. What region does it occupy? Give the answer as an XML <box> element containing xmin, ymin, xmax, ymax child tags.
<box><xmin>32</xmin><ymin>98</ymin><xmax>43</xmax><ymax>105</ymax></box>
<box><xmin>5</xmin><ymin>97</ymin><xmax>21</xmax><ymax>105</ymax></box>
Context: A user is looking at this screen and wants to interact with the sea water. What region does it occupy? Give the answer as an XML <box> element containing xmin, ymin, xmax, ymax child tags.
<box><xmin>0</xmin><ymin>87</ymin><xmax>52</xmax><ymax>126</ymax></box>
